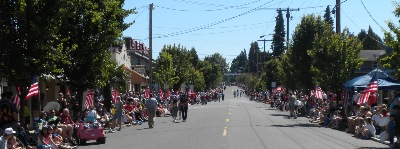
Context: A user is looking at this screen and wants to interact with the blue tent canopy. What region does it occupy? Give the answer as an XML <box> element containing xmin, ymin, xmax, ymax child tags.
<box><xmin>343</xmin><ymin>69</ymin><xmax>400</xmax><ymax>91</ymax></box>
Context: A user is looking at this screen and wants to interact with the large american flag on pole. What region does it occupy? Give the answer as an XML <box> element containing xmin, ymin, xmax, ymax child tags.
<box><xmin>84</xmin><ymin>90</ymin><xmax>94</xmax><ymax>109</ymax></box>
<box><xmin>25</xmin><ymin>78</ymin><xmax>39</xmax><ymax>100</ymax></box>
<box><xmin>357</xmin><ymin>71</ymin><xmax>378</xmax><ymax>105</ymax></box>
<box><xmin>315</xmin><ymin>86</ymin><xmax>323</xmax><ymax>99</ymax></box>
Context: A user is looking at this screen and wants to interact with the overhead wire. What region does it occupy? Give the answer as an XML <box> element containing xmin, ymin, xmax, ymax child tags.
<box><xmin>340</xmin><ymin>8</ymin><xmax>387</xmax><ymax>46</ymax></box>
<box><xmin>155</xmin><ymin>0</ymin><xmax>280</xmax><ymax>39</ymax></box>
<box><xmin>261</xmin><ymin>0</ymin><xmax>286</xmax><ymax>35</ymax></box>
<box><xmin>156</xmin><ymin>0</ymin><xmax>265</xmax><ymax>12</ymax></box>
<box><xmin>359</xmin><ymin>0</ymin><xmax>385</xmax><ymax>30</ymax></box>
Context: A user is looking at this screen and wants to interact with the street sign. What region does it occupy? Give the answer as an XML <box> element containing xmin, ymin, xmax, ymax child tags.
<box><xmin>271</xmin><ymin>82</ymin><xmax>276</xmax><ymax>88</ymax></box>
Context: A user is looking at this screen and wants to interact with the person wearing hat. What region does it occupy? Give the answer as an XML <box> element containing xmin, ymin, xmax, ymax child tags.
<box><xmin>0</xmin><ymin>127</ymin><xmax>15</xmax><ymax>149</ymax></box>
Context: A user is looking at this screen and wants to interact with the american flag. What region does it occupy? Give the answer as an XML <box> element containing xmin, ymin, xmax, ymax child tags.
<box><xmin>25</xmin><ymin>81</ymin><xmax>39</xmax><ymax>100</ymax></box>
<box><xmin>14</xmin><ymin>87</ymin><xmax>20</xmax><ymax>106</ymax></box>
<box><xmin>310</xmin><ymin>90</ymin><xmax>315</xmax><ymax>97</ymax></box>
<box><xmin>166</xmin><ymin>90</ymin><xmax>171</xmax><ymax>100</ymax></box>
<box><xmin>112</xmin><ymin>89</ymin><xmax>118</xmax><ymax>104</ymax></box>
<box><xmin>159</xmin><ymin>89</ymin><xmax>164</xmax><ymax>100</ymax></box>
<box><xmin>315</xmin><ymin>86</ymin><xmax>323</xmax><ymax>99</ymax></box>
<box><xmin>144</xmin><ymin>88</ymin><xmax>150</xmax><ymax>99</ymax></box>
<box><xmin>357</xmin><ymin>72</ymin><xmax>378</xmax><ymax>105</ymax></box>
<box><xmin>84</xmin><ymin>90</ymin><xmax>94</xmax><ymax>109</ymax></box>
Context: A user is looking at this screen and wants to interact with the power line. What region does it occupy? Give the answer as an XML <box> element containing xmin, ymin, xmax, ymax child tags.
<box><xmin>133</xmin><ymin>7</ymin><xmax>147</xmax><ymax>21</ymax></box>
<box><xmin>312</xmin><ymin>0</ymin><xmax>323</xmax><ymax>14</ymax></box>
<box><xmin>340</xmin><ymin>8</ymin><xmax>387</xmax><ymax>46</ymax></box>
<box><xmin>155</xmin><ymin>0</ymin><xmax>280</xmax><ymax>39</ymax></box>
<box><xmin>156</xmin><ymin>0</ymin><xmax>266</xmax><ymax>12</ymax></box>
<box><xmin>261</xmin><ymin>0</ymin><xmax>286</xmax><ymax>35</ymax></box>
<box><xmin>359</xmin><ymin>0</ymin><xmax>385</xmax><ymax>30</ymax></box>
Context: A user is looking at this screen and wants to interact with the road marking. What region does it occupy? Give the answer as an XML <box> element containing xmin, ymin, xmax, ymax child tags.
<box><xmin>229</xmin><ymin>113</ymin><xmax>231</xmax><ymax>115</ymax></box>
<box><xmin>223</xmin><ymin>127</ymin><xmax>227</xmax><ymax>136</ymax></box>
<box><xmin>226</xmin><ymin>119</ymin><xmax>229</xmax><ymax>122</ymax></box>
<box><xmin>229</xmin><ymin>109</ymin><xmax>231</xmax><ymax>110</ymax></box>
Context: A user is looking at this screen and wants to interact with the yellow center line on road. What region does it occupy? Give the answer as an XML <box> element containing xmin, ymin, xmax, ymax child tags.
<box><xmin>223</xmin><ymin>127</ymin><xmax>228</xmax><ymax>136</ymax></box>
<box><xmin>229</xmin><ymin>109</ymin><xmax>231</xmax><ymax>111</ymax></box>
<box><xmin>226</xmin><ymin>119</ymin><xmax>229</xmax><ymax>122</ymax></box>
<box><xmin>229</xmin><ymin>113</ymin><xmax>231</xmax><ymax>115</ymax></box>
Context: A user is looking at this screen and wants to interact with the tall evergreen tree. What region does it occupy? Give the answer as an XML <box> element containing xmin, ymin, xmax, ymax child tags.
<box><xmin>248</xmin><ymin>42</ymin><xmax>260</xmax><ymax>74</ymax></box>
<box><xmin>357</xmin><ymin>26</ymin><xmax>383</xmax><ymax>50</ymax></box>
<box><xmin>323</xmin><ymin>6</ymin><xmax>334</xmax><ymax>27</ymax></box>
<box><xmin>272</xmin><ymin>10</ymin><xmax>285</xmax><ymax>57</ymax></box>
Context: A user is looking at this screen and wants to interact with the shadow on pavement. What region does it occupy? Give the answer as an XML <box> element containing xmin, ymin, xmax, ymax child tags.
<box><xmin>356</xmin><ymin>147</ymin><xmax>388</xmax><ymax>149</ymax></box>
<box><xmin>79</xmin><ymin>142</ymin><xmax>101</xmax><ymax>146</ymax></box>
<box><xmin>269</xmin><ymin>114</ymin><xmax>289</xmax><ymax>117</ymax></box>
<box><xmin>270</xmin><ymin>123</ymin><xmax>321</xmax><ymax>128</ymax></box>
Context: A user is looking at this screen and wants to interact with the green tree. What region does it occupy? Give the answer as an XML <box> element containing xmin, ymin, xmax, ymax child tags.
<box><xmin>0</xmin><ymin>0</ymin><xmax>66</xmax><ymax>125</ymax></box>
<box><xmin>357</xmin><ymin>26</ymin><xmax>383</xmax><ymax>50</ymax></box>
<box><xmin>167</xmin><ymin>45</ymin><xmax>193</xmax><ymax>90</ymax></box>
<box><xmin>272</xmin><ymin>10</ymin><xmax>285</xmax><ymax>57</ymax></box>
<box><xmin>248</xmin><ymin>42</ymin><xmax>260</xmax><ymax>74</ymax></box>
<box><xmin>287</xmin><ymin>14</ymin><xmax>325</xmax><ymax>90</ymax></box>
<box><xmin>204</xmin><ymin>53</ymin><xmax>228</xmax><ymax>73</ymax></box>
<box><xmin>323</xmin><ymin>6</ymin><xmax>334</xmax><ymax>28</ymax></box>
<box><xmin>309</xmin><ymin>26</ymin><xmax>364</xmax><ymax>94</ymax></box>
<box><xmin>230</xmin><ymin>50</ymin><xmax>247</xmax><ymax>73</ymax></box>
<box><xmin>263</xmin><ymin>58</ymin><xmax>282</xmax><ymax>90</ymax></box>
<box><xmin>56</xmin><ymin>0</ymin><xmax>134</xmax><ymax>104</ymax></box>
<box><xmin>199</xmin><ymin>61</ymin><xmax>222</xmax><ymax>89</ymax></box>
<box><xmin>189</xmin><ymin>47</ymin><xmax>200</xmax><ymax>68</ymax></box>
<box><xmin>380</xmin><ymin>4</ymin><xmax>400</xmax><ymax>79</ymax></box>
<box><xmin>153</xmin><ymin>49</ymin><xmax>179</xmax><ymax>92</ymax></box>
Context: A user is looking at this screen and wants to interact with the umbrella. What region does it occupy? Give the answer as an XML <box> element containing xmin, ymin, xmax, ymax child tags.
<box><xmin>43</xmin><ymin>101</ymin><xmax>61</xmax><ymax>112</ymax></box>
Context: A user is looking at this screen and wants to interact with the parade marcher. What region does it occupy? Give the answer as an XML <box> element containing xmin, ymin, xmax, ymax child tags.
<box><xmin>222</xmin><ymin>92</ymin><xmax>225</xmax><ymax>101</ymax></box>
<box><xmin>171</xmin><ymin>99</ymin><xmax>179</xmax><ymax>123</ymax></box>
<box><xmin>181</xmin><ymin>95</ymin><xmax>189</xmax><ymax>122</ymax></box>
<box><xmin>146</xmin><ymin>94</ymin><xmax>158</xmax><ymax>128</ymax></box>
<box><xmin>289</xmin><ymin>92</ymin><xmax>297</xmax><ymax>119</ymax></box>
<box><xmin>109</xmin><ymin>96</ymin><xmax>123</xmax><ymax>132</ymax></box>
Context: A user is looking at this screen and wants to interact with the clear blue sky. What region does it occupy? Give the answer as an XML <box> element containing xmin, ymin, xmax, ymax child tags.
<box><xmin>123</xmin><ymin>0</ymin><xmax>397</xmax><ymax>65</ymax></box>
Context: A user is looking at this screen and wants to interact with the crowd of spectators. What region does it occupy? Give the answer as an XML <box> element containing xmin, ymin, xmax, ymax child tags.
<box><xmin>265</xmin><ymin>89</ymin><xmax>400</xmax><ymax>148</ymax></box>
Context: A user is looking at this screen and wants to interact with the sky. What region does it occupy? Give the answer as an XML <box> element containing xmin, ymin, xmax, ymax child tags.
<box><xmin>123</xmin><ymin>0</ymin><xmax>398</xmax><ymax>66</ymax></box>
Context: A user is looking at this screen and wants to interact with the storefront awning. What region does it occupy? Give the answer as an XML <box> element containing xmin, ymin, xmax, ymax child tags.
<box><xmin>121</xmin><ymin>65</ymin><xmax>147</xmax><ymax>84</ymax></box>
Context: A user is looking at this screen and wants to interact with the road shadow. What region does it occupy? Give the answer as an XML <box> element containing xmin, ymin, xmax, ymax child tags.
<box><xmin>265</xmin><ymin>108</ymin><xmax>277</xmax><ymax>110</ymax></box>
<box><xmin>270</xmin><ymin>113</ymin><xmax>289</xmax><ymax>117</ymax></box>
<box><xmin>356</xmin><ymin>147</ymin><xmax>388</xmax><ymax>149</ymax></box>
<box><xmin>270</xmin><ymin>123</ymin><xmax>322</xmax><ymax>128</ymax></box>
<box><xmin>79</xmin><ymin>142</ymin><xmax>101</xmax><ymax>146</ymax></box>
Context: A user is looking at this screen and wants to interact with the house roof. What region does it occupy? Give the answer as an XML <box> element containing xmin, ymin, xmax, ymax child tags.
<box><xmin>360</xmin><ymin>50</ymin><xmax>386</xmax><ymax>61</ymax></box>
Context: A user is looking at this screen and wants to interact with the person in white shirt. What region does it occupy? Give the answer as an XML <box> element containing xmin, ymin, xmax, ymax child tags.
<box><xmin>372</xmin><ymin>109</ymin><xmax>383</xmax><ymax>135</ymax></box>
<box><xmin>0</xmin><ymin>128</ymin><xmax>15</xmax><ymax>149</ymax></box>
<box><xmin>363</xmin><ymin>117</ymin><xmax>376</xmax><ymax>138</ymax></box>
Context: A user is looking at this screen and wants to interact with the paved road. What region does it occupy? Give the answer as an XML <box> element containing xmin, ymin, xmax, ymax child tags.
<box><xmin>79</xmin><ymin>86</ymin><xmax>388</xmax><ymax>149</ymax></box>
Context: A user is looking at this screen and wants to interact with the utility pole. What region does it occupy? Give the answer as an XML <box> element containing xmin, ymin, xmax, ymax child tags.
<box><xmin>149</xmin><ymin>3</ymin><xmax>154</xmax><ymax>94</ymax></box>
<box><xmin>258</xmin><ymin>37</ymin><xmax>272</xmax><ymax>77</ymax></box>
<box><xmin>277</xmin><ymin>8</ymin><xmax>299</xmax><ymax>51</ymax></box>
<box><xmin>336</xmin><ymin>0</ymin><xmax>341</xmax><ymax>33</ymax></box>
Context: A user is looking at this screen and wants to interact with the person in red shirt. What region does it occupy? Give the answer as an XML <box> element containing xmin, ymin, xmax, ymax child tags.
<box><xmin>368</xmin><ymin>93</ymin><xmax>377</xmax><ymax>107</ymax></box>
<box><xmin>124</xmin><ymin>100</ymin><xmax>135</xmax><ymax>126</ymax></box>
<box><xmin>59</xmin><ymin>108</ymin><xmax>74</xmax><ymax>144</ymax></box>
